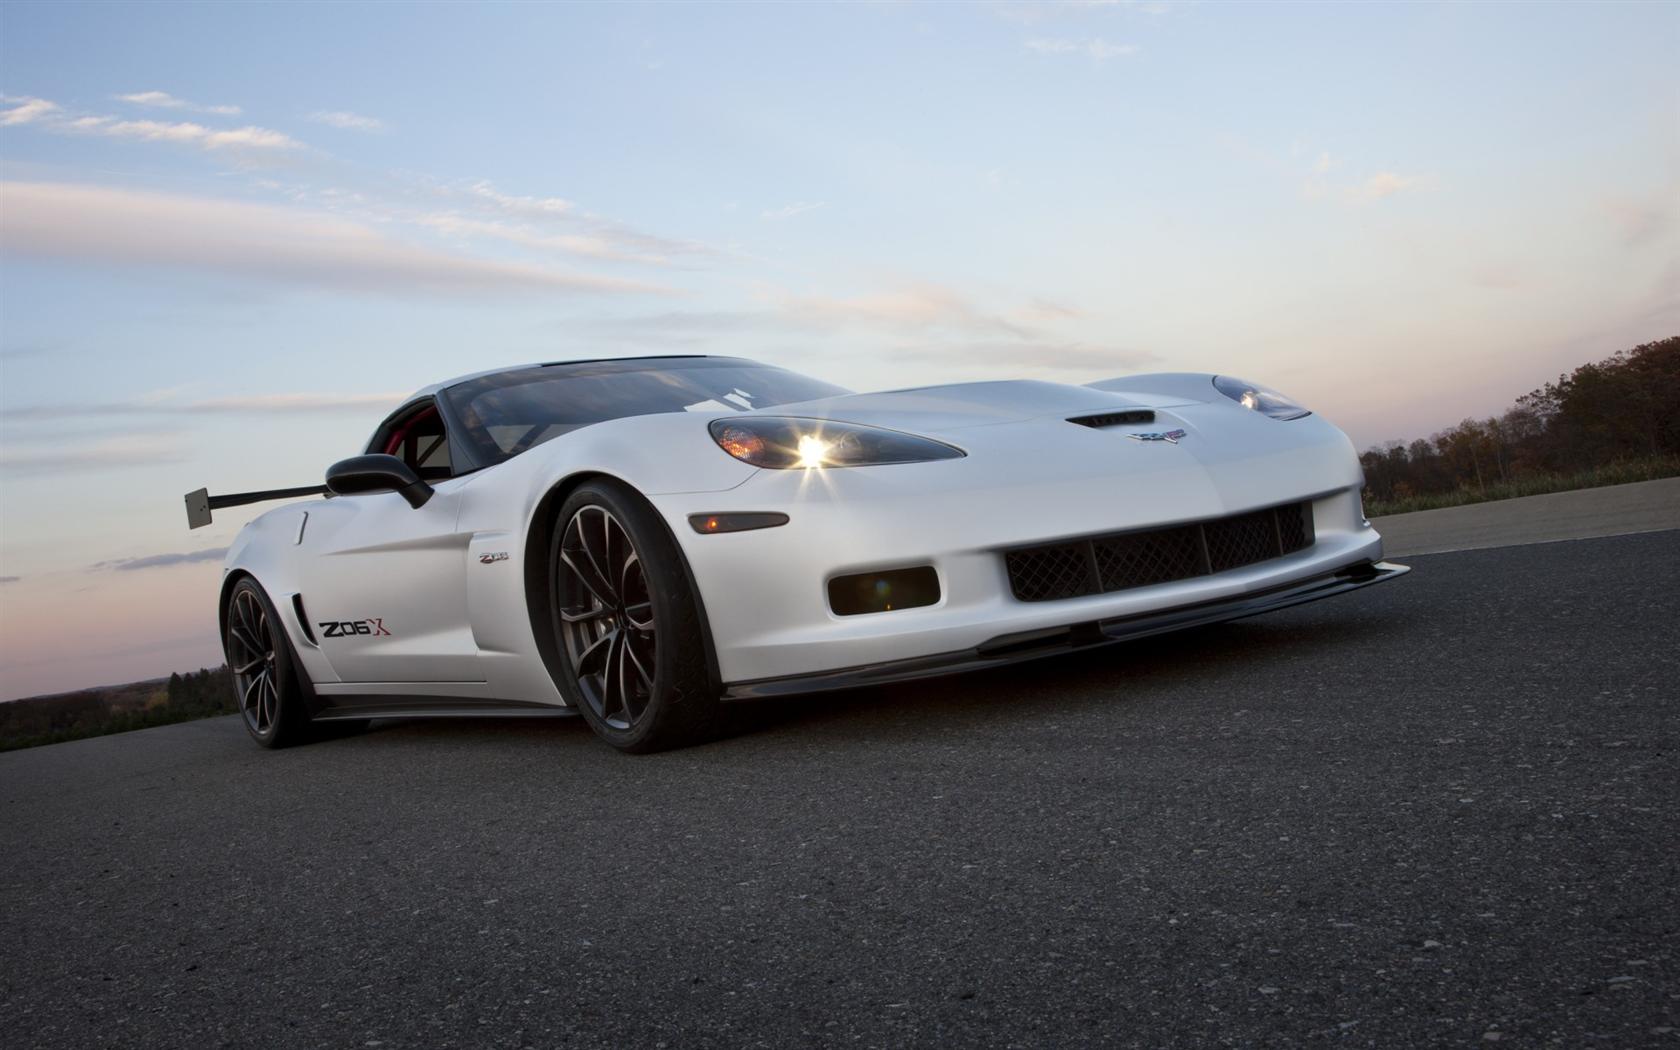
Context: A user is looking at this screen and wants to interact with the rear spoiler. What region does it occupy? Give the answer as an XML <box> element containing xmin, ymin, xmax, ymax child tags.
<box><xmin>185</xmin><ymin>485</ymin><xmax>327</xmax><ymax>529</ymax></box>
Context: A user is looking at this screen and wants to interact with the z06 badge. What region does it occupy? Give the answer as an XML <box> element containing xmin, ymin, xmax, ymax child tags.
<box><xmin>319</xmin><ymin>618</ymin><xmax>392</xmax><ymax>638</ymax></box>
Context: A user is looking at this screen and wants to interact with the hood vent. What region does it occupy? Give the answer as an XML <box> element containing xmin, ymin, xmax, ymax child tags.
<box><xmin>1069</xmin><ymin>410</ymin><xmax>1155</xmax><ymax>429</ymax></box>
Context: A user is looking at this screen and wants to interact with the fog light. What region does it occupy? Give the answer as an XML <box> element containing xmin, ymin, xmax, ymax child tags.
<box><xmin>828</xmin><ymin>566</ymin><xmax>940</xmax><ymax>616</ymax></box>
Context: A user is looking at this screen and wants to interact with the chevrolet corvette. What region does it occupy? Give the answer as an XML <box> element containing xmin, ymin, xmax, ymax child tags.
<box><xmin>187</xmin><ymin>355</ymin><xmax>1407</xmax><ymax>752</ymax></box>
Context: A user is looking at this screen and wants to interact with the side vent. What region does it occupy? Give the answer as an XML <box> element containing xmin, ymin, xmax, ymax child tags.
<box><xmin>1069</xmin><ymin>410</ymin><xmax>1156</xmax><ymax>429</ymax></box>
<box><xmin>292</xmin><ymin>593</ymin><xmax>318</xmax><ymax>645</ymax></box>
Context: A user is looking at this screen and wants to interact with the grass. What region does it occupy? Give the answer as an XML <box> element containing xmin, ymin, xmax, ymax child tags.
<box><xmin>0</xmin><ymin>703</ymin><xmax>224</xmax><ymax>752</ymax></box>
<box><xmin>0</xmin><ymin>669</ymin><xmax>233</xmax><ymax>753</ymax></box>
<box><xmin>1365</xmin><ymin>455</ymin><xmax>1680</xmax><ymax>517</ymax></box>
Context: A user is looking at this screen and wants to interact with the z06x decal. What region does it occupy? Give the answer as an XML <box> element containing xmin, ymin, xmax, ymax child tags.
<box><xmin>319</xmin><ymin>618</ymin><xmax>392</xmax><ymax>638</ymax></box>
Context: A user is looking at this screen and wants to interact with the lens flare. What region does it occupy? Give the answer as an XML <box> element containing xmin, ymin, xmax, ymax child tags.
<box><xmin>795</xmin><ymin>434</ymin><xmax>830</xmax><ymax>469</ymax></box>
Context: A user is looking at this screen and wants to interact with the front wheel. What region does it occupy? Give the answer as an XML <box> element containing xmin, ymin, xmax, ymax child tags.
<box><xmin>550</xmin><ymin>481</ymin><xmax>720</xmax><ymax>753</ymax></box>
<box><xmin>224</xmin><ymin>578</ymin><xmax>314</xmax><ymax>748</ymax></box>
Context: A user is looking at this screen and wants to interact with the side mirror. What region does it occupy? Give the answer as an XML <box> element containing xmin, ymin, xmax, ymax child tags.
<box><xmin>325</xmin><ymin>454</ymin><xmax>433</xmax><ymax>509</ymax></box>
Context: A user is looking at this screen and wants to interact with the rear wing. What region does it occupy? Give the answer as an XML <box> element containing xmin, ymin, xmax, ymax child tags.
<box><xmin>184</xmin><ymin>485</ymin><xmax>327</xmax><ymax>529</ymax></box>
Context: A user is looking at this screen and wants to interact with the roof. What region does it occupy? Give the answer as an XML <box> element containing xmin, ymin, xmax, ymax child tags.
<box><xmin>402</xmin><ymin>354</ymin><xmax>729</xmax><ymax>403</ymax></box>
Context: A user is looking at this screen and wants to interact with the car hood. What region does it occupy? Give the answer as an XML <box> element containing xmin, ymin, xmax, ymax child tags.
<box><xmin>731</xmin><ymin>376</ymin><xmax>1359</xmax><ymax>519</ymax></box>
<box><xmin>757</xmin><ymin>379</ymin><xmax>1207</xmax><ymax>434</ymax></box>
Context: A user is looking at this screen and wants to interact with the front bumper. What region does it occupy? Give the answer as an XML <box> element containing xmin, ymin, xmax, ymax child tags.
<box><xmin>723</xmin><ymin>559</ymin><xmax>1409</xmax><ymax>698</ymax></box>
<box><xmin>653</xmin><ymin>448</ymin><xmax>1391</xmax><ymax>688</ymax></box>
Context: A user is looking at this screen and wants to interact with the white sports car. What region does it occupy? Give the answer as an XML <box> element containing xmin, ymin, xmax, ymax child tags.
<box><xmin>189</xmin><ymin>356</ymin><xmax>1407</xmax><ymax>752</ymax></box>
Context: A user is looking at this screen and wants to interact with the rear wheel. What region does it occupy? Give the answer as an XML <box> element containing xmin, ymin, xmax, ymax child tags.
<box><xmin>224</xmin><ymin>578</ymin><xmax>314</xmax><ymax>748</ymax></box>
<box><xmin>550</xmin><ymin>481</ymin><xmax>719</xmax><ymax>753</ymax></box>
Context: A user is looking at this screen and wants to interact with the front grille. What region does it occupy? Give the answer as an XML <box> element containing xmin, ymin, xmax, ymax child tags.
<box><xmin>1004</xmin><ymin>502</ymin><xmax>1315</xmax><ymax>602</ymax></box>
<box><xmin>1004</xmin><ymin>543</ymin><xmax>1097</xmax><ymax>603</ymax></box>
<box><xmin>1204</xmin><ymin>508</ymin><xmax>1280</xmax><ymax>573</ymax></box>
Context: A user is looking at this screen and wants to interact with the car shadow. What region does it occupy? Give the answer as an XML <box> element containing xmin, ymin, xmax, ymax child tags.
<box><xmin>333</xmin><ymin>606</ymin><xmax>1406</xmax><ymax>755</ymax></box>
<box><xmin>719</xmin><ymin>609</ymin><xmax>1399</xmax><ymax>745</ymax></box>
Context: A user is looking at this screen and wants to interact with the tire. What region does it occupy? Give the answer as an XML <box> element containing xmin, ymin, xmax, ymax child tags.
<box><xmin>223</xmin><ymin>577</ymin><xmax>315</xmax><ymax>749</ymax></box>
<box><xmin>549</xmin><ymin>480</ymin><xmax>720</xmax><ymax>753</ymax></box>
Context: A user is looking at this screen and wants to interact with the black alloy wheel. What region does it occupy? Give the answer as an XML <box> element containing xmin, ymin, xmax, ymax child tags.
<box><xmin>549</xmin><ymin>481</ymin><xmax>719</xmax><ymax>752</ymax></box>
<box><xmin>223</xmin><ymin>578</ymin><xmax>312</xmax><ymax>747</ymax></box>
<box><xmin>555</xmin><ymin>504</ymin><xmax>658</xmax><ymax>730</ymax></box>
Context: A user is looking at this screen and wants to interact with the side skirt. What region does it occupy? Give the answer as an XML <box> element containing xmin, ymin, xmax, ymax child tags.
<box><xmin>311</xmin><ymin>696</ymin><xmax>578</xmax><ymax>722</ymax></box>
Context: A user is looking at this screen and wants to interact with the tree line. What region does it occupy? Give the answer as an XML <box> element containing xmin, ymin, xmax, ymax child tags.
<box><xmin>1359</xmin><ymin>336</ymin><xmax>1679</xmax><ymax>510</ymax></box>
<box><xmin>0</xmin><ymin>666</ymin><xmax>233</xmax><ymax>751</ymax></box>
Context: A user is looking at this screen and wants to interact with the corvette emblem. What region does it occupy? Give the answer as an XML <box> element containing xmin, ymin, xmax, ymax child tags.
<box><xmin>479</xmin><ymin>551</ymin><xmax>509</xmax><ymax>564</ymax></box>
<box><xmin>1128</xmin><ymin>429</ymin><xmax>1187</xmax><ymax>444</ymax></box>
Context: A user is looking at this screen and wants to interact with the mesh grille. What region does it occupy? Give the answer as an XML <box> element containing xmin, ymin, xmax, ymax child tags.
<box><xmin>1092</xmin><ymin>525</ymin><xmax>1204</xmax><ymax>592</ymax></box>
<box><xmin>1204</xmin><ymin>508</ymin><xmax>1280</xmax><ymax>573</ymax></box>
<box><xmin>1005</xmin><ymin>502</ymin><xmax>1315</xmax><ymax>602</ymax></box>
<box><xmin>1003</xmin><ymin>543</ymin><xmax>1096</xmax><ymax>602</ymax></box>
<box><xmin>1277</xmin><ymin>502</ymin><xmax>1313</xmax><ymax>553</ymax></box>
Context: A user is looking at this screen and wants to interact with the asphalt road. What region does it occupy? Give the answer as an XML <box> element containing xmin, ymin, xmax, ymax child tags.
<box><xmin>1373</xmin><ymin>476</ymin><xmax>1680</xmax><ymax>557</ymax></box>
<box><xmin>4</xmin><ymin>530</ymin><xmax>1677</xmax><ymax>1048</ymax></box>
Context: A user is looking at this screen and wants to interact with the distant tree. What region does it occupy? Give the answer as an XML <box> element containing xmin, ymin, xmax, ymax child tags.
<box><xmin>1362</xmin><ymin>336</ymin><xmax>1678</xmax><ymax>503</ymax></box>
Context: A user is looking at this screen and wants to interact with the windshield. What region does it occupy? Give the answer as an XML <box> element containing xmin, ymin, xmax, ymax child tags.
<box><xmin>441</xmin><ymin>357</ymin><xmax>851</xmax><ymax>467</ymax></box>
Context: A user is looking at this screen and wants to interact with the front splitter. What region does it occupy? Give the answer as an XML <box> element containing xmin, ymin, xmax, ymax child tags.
<box><xmin>722</xmin><ymin>560</ymin><xmax>1410</xmax><ymax>700</ymax></box>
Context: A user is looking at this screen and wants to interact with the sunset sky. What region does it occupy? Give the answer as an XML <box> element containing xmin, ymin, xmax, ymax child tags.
<box><xmin>1</xmin><ymin>1</ymin><xmax>1675</xmax><ymax>698</ymax></box>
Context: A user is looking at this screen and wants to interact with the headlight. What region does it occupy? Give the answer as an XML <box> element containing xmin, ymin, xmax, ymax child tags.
<box><xmin>709</xmin><ymin>417</ymin><xmax>965</xmax><ymax>469</ymax></box>
<box><xmin>1212</xmin><ymin>376</ymin><xmax>1311</xmax><ymax>421</ymax></box>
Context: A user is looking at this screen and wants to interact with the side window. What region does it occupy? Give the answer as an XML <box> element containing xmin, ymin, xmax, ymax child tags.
<box><xmin>371</xmin><ymin>402</ymin><xmax>453</xmax><ymax>480</ymax></box>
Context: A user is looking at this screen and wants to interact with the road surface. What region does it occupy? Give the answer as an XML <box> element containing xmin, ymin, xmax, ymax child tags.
<box><xmin>1373</xmin><ymin>475</ymin><xmax>1680</xmax><ymax>556</ymax></box>
<box><xmin>3</xmin><ymin>529</ymin><xmax>1676</xmax><ymax>1047</ymax></box>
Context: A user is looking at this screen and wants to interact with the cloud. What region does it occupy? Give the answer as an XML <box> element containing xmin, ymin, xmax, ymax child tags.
<box><xmin>176</xmin><ymin>393</ymin><xmax>405</xmax><ymax>413</ymax></box>
<box><xmin>3</xmin><ymin>94</ymin><xmax>298</xmax><ymax>157</ymax></box>
<box><xmin>0</xmin><ymin>433</ymin><xmax>186</xmax><ymax>474</ymax></box>
<box><xmin>466</xmin><ymin>180</ymin><xmax>575</xmax><ymax>219</ymax></box>
<box><xmin>1297</xmin><ymin>151</ymin><xmax>1430</xmax><ymax>205</ymax></box>
<box><xmin>64</xmin><ymin>116</ymin><xmax>301</xmax><ymax>152</ymax></box>
<box><xmin>1013</xmin><ymin>298</ymin><xmax>1083</xmax><ymax>323</ymax></box>
<box><xmin>996</xmin><ymin>1</ymin><xmax>1172</xmax><ymax>26</ymax></box>
<box><xmin>1469</xmin><ymin>262</ymin><xmax>1525</xmax><ymax>290</ymax></box>
<box><xmin>579</xmin><ymin>310</ymin><xmax>788</xmax><ymax>344</ymax></box>
<box><xmin>588</xmin><ymin>282</ymin><xmax>1067</xmax><ymax>343</ymax></box>
<box><xmin>1347</xmin><ymin>171</ymin><xmax>1424</xmax><ymax>203</ymax></box>
<box><xmin>0</xmin><ymin>181</ymin><xmax>675</xmax><ymax>297</ymax></box>
<box><xmin>115</xmin><ymin>91</ymin><xmax>241</xmax><ymax>116</ymax></box>
<box><xmin>416</xmin><ymin>213</ymin><xmax>672</xmax><ymax>265</ymax></box>
<box><xmin>762</xmin><ymin>201</ymin><xmax>826</xmax><ymax>221</ymax></box>
<box><xmin>418</xmin><ymin>179</ymin><xmax>711</xmax><ymax>261</ymax></box>
<box><xmin>0</xmin><ymin>96</ymin><xmax>59</xmax><ymax>125</ymax></box>
<box><xmin>777</xmin><ymin>283</ymin><xmax>1030</xmax><ymax>335</ymax></box>
<box><xmin>1025</xmin><ymin>37</ymin><xmax>1139</xmax><ymax>59</ymax></box>
<box><xmin>890</xmin><ymin>339</ymin><xmax>1159</xmax><ymax>374</ymax></box>
<box><xmin>92</xmin><ymin>547</ymin><xmax>229</xmax><ymax>572</ymax></box>
<box><xmin>309</xmin><ymin>110</ymin><xmax>385</xmax><ymax>132</ymax></box>
<box><xmin>1602</xmin><ymin>193</ymin><xmax>1672</xmax><ymax>248</ymax></box>
<box><xmin>3</xmin><ymin>392</ymin><xmax>407</xmax><ymax>421</ymax></box>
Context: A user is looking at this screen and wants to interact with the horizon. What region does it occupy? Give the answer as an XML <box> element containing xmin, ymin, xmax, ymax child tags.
<box><xmin>2</xmin><ymin>1</ymin><xmax>1676</xmax><ymax>698</ymax></box>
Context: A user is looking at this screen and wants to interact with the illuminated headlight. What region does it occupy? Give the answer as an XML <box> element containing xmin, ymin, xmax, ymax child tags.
<box><xmin>795</xmin><ymin>434</ymin><xmax>831</xmax><ymax>469</ymax></box>
<box><xmin>1212</xmin><ymin>376</ymin><xmax>1311</xmax><ymax>421</ymax></box>
<box><xmin>709</xmin><ymin>417</ymin><xmax>965</xmax><ymax>469</ymax></box>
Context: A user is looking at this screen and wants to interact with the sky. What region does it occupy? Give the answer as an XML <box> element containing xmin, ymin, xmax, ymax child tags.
<box><xmin>0</xmin><ymin>0</ymin><xmax>1675</xmax><ymax>699</ymax></box>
